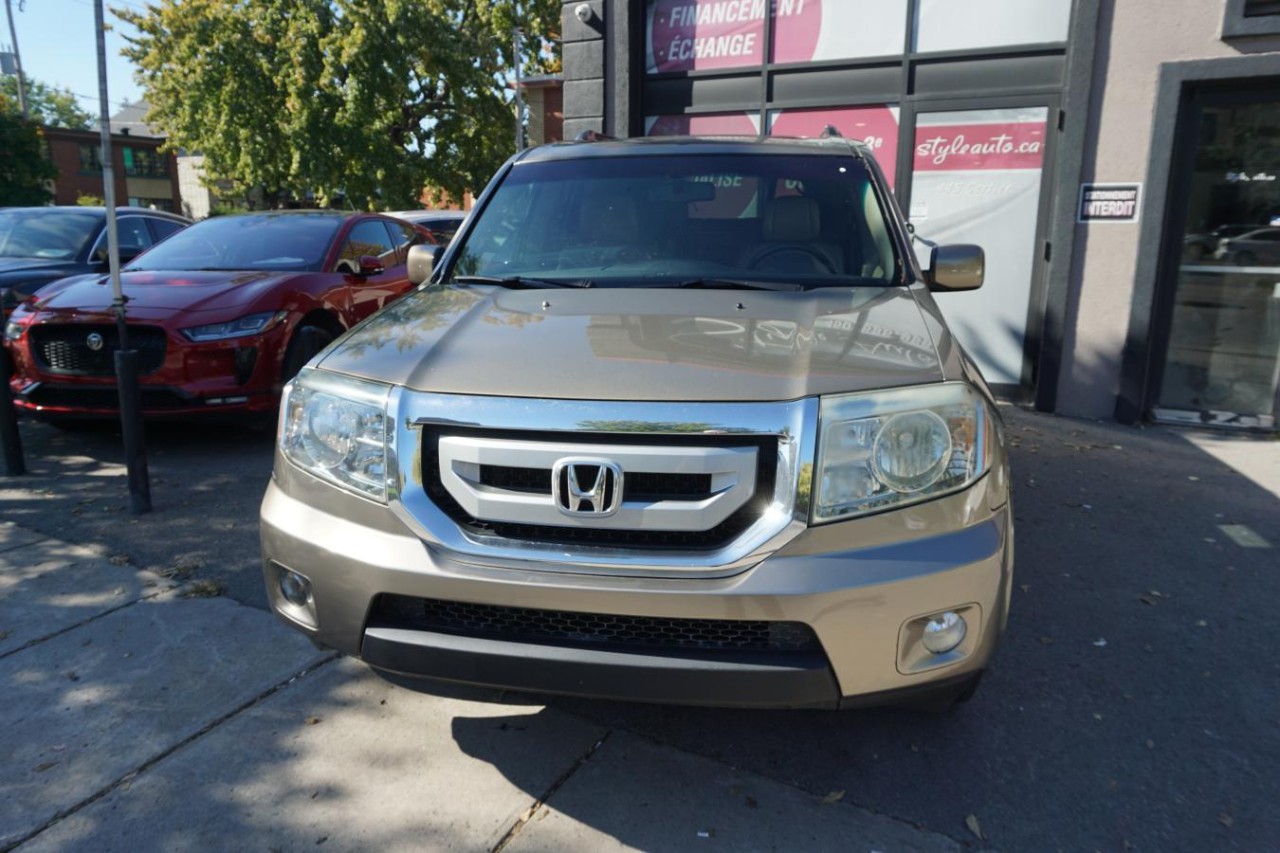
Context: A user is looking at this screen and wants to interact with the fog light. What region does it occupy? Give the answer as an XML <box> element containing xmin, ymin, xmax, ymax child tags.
<box><xmin>922</xmin><ymin>611</ymin><xmax>967</xmax><ymax>654</ymax></box>
<box><xmin>278</xmin><ymin>569</ymin><xmax>311</xmax><ymax>606</ymax></box>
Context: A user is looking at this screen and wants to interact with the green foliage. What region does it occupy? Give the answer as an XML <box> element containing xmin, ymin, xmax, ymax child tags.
<box><xmin>76</xmin><ymin>192</ymin><xmax>106</xmax><ymax>206</ymax></box>
<box><xmin>0</xmin><ymin>76</ymin><xmax>95</xmax><ymax>130</ymax></box>
<box><xmin>116</xmin><ymin>0</ymin><xmax>560</xmax><ymax>210</ymax></box>
<box><xmin>0</xmin><ymin>100</ymin><xmax>57</xmax><ymax>206</ymax></box>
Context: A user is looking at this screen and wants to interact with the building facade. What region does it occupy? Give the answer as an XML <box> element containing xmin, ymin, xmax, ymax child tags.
<box><xmin>560</xmin><ymin>0</ymin><xmax>1280</xmax><ymax>430</ymax></box>
<box><xmin>43</xmin><ymin>126</ymin><xmax>181</xmax><ymax>212</ymax></box>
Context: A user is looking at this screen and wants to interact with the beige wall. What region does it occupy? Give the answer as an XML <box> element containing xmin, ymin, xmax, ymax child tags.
<box><xmin>1058</xmin><ymin>0</ymin><xmax>1280</xmax><ymax>417</ymax></box>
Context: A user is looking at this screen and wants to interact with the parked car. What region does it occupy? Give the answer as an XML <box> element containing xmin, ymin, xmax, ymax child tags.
<box><xmin>387</xmin><ymin>209</ymin><xmax>467</xmax><ymax>244</ymax></box>
<box><xmin>0</xmin><ymin>206</ymin><xmax>190</xmax><ymax>318</ymax></box>
<box><xmin>1213</xmin><ymin>226</ymin><xmax>1280</xmax><ymax>266</ymax></box>
<box><xmin>1182</xmin><ymin>223</ymin><xmax>1256</xmax><ymax>261</ymax></box>
<box><xmin>3</xmin><ymin>211</ymin><xmax>436</xmax><ymax>419</ymax></box>
<box><xmin>260</xmin><ymin>135</ymin><xmax>1012</xmax><ymax>712</ymax></box>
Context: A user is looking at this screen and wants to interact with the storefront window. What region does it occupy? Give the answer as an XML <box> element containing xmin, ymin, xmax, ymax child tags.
<box><xmin>645</xmin><ymin>0</ymin><xmax>765</xmax><ymax>74</ymax></box>
<box><xmin>768</xmin><ymin>106</ymin><xmax>900</xmax><ymax>187</ymax></box>
<box><xmin>1156</xmin><ymin>98</ymin><xmax>1280</xmax><ymax>427</ymax></box>
<box><xmin>645</xmin><ymin>112</ymin><xmax>761</xmax><ymax>135</ymax></box>
<box><xmin>912</xmin><ymin>0</ymin><xmax>1071</xmax><ymax>53</ymax></box>
<box><xmin>909</xmin><ymin>107</ymin><xmax>1050</xmax><ymax>385</ymax></box>
<box><xmin>771</xmin><ymin>0</ymin><xmax>907</xmax><ymax>64</ymax></box>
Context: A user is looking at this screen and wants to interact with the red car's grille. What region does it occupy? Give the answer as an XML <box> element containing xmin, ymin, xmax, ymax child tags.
<box><xmin>30</xmin><ymin>325</ymin><xmax>167</xmax><ymax>376</ymax></box>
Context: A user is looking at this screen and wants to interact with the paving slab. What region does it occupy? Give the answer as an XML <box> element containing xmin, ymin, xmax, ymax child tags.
<box><xmin>0</xmin><ymin>594</ymin><xmax>326</xmax><ymax>849</ymax></box>
<box><xmin>0</xmin><ymin>522</ymin><xmax>47</xmax><ymax>555</ymax></box>
<box><xmin>507</xmin><ymin>731</ymin><xmax>961</xmax><ymax>852</ymax></box>
<box><xmin>0</xmin><ymin>538</ymin><xmax>170</xmax><ymax>656</ymax></box>
<box><xmin>19</xmin><ymin>659</ymin><xmax>610</xmax><ymax>852</ymax></box>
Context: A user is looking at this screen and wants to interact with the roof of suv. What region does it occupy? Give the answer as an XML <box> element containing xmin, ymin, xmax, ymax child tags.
<box><xmin>517</xmin><ymin>135</ymin><xmax>872</xmax><ymax>164</ymax></box>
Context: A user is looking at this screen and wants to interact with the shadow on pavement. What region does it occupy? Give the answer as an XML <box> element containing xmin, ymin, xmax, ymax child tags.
<box><xmin>2</xmin><ymin>402</ymin><xmax>1278</xmax><ymax>850</ymax></box>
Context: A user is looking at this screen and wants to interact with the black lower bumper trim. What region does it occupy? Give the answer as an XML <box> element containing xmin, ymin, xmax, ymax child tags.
<box><xmin>361</xmin><ymin>627</ymin><xmax>840</xmax><ymax>709</ymax></box>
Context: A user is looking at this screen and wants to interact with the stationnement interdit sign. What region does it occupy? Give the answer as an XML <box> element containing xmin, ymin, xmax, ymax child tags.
<box><xmin>1077</xmin><ymin>183</ymin><xmax>1142</xmax><ymax>223</ymax></box>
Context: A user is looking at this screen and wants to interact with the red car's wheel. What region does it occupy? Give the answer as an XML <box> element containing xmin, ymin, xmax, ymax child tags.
<box><xmin>281</xmin><ymin>324</ymin><xmax>336</xmax><ymax>384</ymax></box>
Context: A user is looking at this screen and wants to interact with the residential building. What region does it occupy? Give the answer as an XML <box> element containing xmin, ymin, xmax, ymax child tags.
<box><xmin>42</xmin><ymin>125</ymin><xmax>180</xmax><ymax>211</ymax></box>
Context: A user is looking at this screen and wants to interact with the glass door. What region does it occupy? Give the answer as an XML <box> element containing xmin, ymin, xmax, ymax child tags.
<box><xmin>1153</xmin><ymin>93</ymin><xmax>1280</xmax><ymax>429</ymax></box>
<box><xmin>903</xmin><ymin>104</ymin><xmax>1054</xmax><ymax>389</ymax></box>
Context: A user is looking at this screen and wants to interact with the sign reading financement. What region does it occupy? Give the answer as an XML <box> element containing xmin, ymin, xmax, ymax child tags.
<box><xmin>1078</xmin><ymin>183</ymin><xmax>1142</xmax><ymax>223</ymax></box>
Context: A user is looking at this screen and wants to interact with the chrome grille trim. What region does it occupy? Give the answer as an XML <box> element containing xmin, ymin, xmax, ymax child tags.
<box><xmin>386</xmin><ymin>391</ymin><xmax>818</xmax><ymax>577</ymax></box>
<box><xmin>438</xmin><ymin>436</ymin><xmax>756</xmax><ymax>531</ymax></box>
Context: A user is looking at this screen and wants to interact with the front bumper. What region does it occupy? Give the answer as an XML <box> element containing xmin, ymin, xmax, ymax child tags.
<box><xmin>260</xmin><ymin>466</ymin><xmax>1013</xmax><ymax>709</ymax></box>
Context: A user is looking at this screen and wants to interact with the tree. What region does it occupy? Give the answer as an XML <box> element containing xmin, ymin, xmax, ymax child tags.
<box><xmin>117</xmin><ymin>0</ymin><xmax>560</xmax><ymax>210</ymax></box>
<box><xmin>0</xmin><ymin>75</ymin><xmax>94</xmax><ymax>130</ymax></box>
<box><xmin>0</xmin><ymin>94</ymin><xmax>57</xmax><ymax>205</ymax></box>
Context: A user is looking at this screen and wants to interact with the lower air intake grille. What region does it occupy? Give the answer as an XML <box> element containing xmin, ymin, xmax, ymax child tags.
<box><xmin>369</xmin><ymin>594</ymin><xmax>821</xmax><ymax>654</ymax></box>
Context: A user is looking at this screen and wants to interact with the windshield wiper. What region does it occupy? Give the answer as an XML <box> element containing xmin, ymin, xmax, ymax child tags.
<box><xmin>452</xmin><ymin>274</ymin><xmax>592</xmax><ymax>289</ymax></box>
<box><xmin>672</xmin><ymin>278</ymin><xmax>804</xmax><ymax>292</ymax></box>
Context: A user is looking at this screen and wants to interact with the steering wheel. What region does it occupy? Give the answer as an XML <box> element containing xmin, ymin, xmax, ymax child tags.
<box><xmin>745</xmin><ymin>244</ymin><xmax>837</xmax><ymax>274</ymax></box>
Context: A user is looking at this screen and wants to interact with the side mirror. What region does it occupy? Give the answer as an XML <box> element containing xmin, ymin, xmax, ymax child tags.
<box><xmin>357</xmin><ymin>255</ymin><xmax>385</xmax><ymax>277</ymax></box>
<box><xmin>406</xmin><ymin>244</ymin><xmax>437</xmax><ymax>285</ymax></box>
<box><xmin>925</xmin><ymin>244</ymin><xmax>984</xmax><ymax>292</ymax></box>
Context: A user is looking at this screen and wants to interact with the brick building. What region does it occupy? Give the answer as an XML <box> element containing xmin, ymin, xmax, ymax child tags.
<box><xmin>43</xmin><ymin>126</ymin><xmax>181</xmax><ymax>212</ymax></box>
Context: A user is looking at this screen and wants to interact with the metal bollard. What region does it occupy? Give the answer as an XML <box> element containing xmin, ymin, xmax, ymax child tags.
<box><xmin>114</xmin><ymin>349</ymin><xmax>152</xmax><ymax>514</ymax></box>
<box><xmin>0</xmin><ymin>343</ymin><xmax>25</xmax><ymax>476</ymax></box>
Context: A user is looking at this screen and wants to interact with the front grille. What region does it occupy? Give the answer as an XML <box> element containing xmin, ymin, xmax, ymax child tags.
<box><xmin>479</xmin><ymin>464</ymin><xmax>713</xmax><ymax>501</ymax></box>
<box><xmin>369</xmin><ymin>594</ymin><xmax>820</xmax><ymax>654</ymax></box>
<box><xmin>31</xmin><ymin>325</ymin><xmax>167</xmax><ymax>376</ymax></box>
<box><xmin>20</xmin><ymin>384</ymin><xmax>190</xmax><ymax>412</ymax></box>
<box><xmin>424</xmin><ymin>428</ymin><xmax>777</xmax><ymax>551</ymax></box>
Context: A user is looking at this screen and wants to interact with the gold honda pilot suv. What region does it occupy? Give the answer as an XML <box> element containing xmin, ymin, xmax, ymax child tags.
<box><xmin>260</xmin><ymin>134</ymin><xmax>1013</xmax><ymax>711</ymax></box>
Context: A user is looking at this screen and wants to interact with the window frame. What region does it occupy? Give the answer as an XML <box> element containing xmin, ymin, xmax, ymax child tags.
<box><xmin>1222</xmin><ymin>0</ymin><xmax>1280</xmax><ymax>38</ymax></box>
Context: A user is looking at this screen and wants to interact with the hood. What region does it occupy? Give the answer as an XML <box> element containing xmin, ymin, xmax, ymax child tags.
<box><xmin>0</xmin><ymin>257</ymin><xmax>76</xmax><ymax>275</ymax></box>
<box><xmin>318</xmin><ymin>285</ymin><xmax>946</xmax><ymax>402</ymax></box>
<box><xmin>31</xmin><ymin>270</ymin><xmax>296</xmax><ymax>320</ymax></box>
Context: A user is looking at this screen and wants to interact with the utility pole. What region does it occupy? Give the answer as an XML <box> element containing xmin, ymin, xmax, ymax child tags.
<box><xmin>3</xmin><ymin>0</ymin><xmax>27</xmax><ymax>117</ymax></box>
<box><xmin>95</xmin><ymin>0</ymin><xmax>151</xmax><ymax>514</ymax></box>
<box><xmin>513</xmin><ymin>23</ymin><xmax>524</xmax><ymax>151</ymax></box>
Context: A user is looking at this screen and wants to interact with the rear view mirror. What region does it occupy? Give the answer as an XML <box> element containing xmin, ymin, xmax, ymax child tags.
<box><xmin>926</xmin><ymin>244</ymin><xmax>984</xmax><ymax>292</ymax></box>
<box><xmin>406</xmin><ymin>244</ymin><xmax>437</xmax><ymax>285</ymax></box>
<box><xmin>649</xmin><ymin>178</ymin><xmax>717</xmax><ymax>204</ymax></box>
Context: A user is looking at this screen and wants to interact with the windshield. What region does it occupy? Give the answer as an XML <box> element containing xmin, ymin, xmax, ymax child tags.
<box><xmin>0</xmin><ymin>210</ymin><xmax>100</xmax><ymax>260</ymax></box>
<box><xmin>126</xmin><ymin>213</ymin><xmax>344</xmax><ymax>272</ymax></box>
<box><xmin>449</xmin><ymin>153</ymin><xmax>899</xmax><ymax>288</ymax></box>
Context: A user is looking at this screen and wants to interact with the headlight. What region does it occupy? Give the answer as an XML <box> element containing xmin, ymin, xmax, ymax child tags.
<box><xmin>4</xmin><ymin>319</ymin><xmax>25</xmax><ymax>341</ymax></box>
<box><xmin>813</xmin><ymin>383</ymin><xmax>993</xmax><ymax>524</ymax></box>
<box><xmin>181</xmin><ymin>310</ymin><xmax>286</xmax><ymax>342</ymax></box>
<box><xmin>280</xmin><ymin>369</ymin><xmax>392</xmax><ymax>502</ymax></box>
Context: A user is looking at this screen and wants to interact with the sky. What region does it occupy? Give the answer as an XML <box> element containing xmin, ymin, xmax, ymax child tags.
<box><xmin>4</xmin><ymin>0</ymin><xmax>146</xmax><ymax>120</ymax></box>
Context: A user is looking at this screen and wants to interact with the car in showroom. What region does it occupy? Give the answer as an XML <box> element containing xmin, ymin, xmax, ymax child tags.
<box><xmin>3</xmin><ymin>210</ymin><xmax>436</xmax><ymax>419</ymax></box>
<box><xmin>1212</xmin><ymin>226</ymin><xmax>1280</xmax><ymax>267</ymax></box>
<box><xmin>0</xmin><ymin>206</ymin><xmax>190</xmax><ymax>318</ymax></box>
<box><xmin>260</xmin><ymin>135</ymin><xmax>1013</xmax><ymax>712</ymax></box>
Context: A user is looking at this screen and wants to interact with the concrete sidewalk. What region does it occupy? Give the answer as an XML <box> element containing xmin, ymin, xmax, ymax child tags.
<box><xmin>0</xmin><ymin>522</ymin><xmax>960</xmax><ymax>852</ymax></box>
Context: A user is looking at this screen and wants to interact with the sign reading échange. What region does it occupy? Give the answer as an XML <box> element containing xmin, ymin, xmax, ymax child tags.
<box><xmin>1078</xmin><ymin>183</ymin><xmax>1142</xmax><ymax>223</ymax></box>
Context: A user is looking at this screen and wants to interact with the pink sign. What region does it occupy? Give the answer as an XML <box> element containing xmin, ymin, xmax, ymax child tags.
<box><xmin>769</xmin><ymin>106</ymin><xmax>900</xmax><ymax>187</ymax></box>
<box><xmin>648</xmin><ymin>0</ymin><xmax>766</xmax><ymax>73</ymax></box>
<box><xmin>770</xmin><ymin>0</ymin><xmax>822</xmax><ymax>64</ymax></box>
<box><xmin>913</xmin><ymin>122</ymin><xmax>1046</xmax><ymax>172</ymax></box>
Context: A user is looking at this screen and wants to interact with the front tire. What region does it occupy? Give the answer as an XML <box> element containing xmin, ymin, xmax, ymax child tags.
<box><xmin>280</xmin><ymin>324</ymin><xmax>336</xmax><ymax>385</ymax></box>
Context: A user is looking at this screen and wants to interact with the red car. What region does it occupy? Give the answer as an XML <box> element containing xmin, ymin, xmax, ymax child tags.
<box><xmin>3</xmin><ymin>211</ymin><xmax>437</xmax><ymax>420</ymax></box>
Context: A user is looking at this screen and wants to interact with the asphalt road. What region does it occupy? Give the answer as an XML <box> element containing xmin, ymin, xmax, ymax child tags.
<box><xmin>2</xmin><ymin>406</ymin><xmax>1277</xmax><ymax>851</ymax></box>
